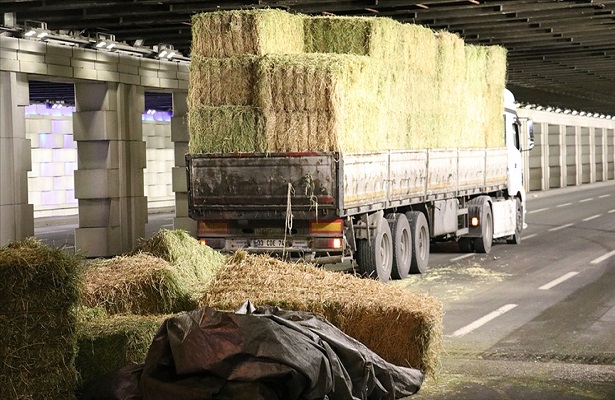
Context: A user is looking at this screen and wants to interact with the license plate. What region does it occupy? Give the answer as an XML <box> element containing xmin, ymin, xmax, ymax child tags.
<box><xmin>252</xmin><ymin>238</ymin><xmax>286</xmax><ymax>248</ymax></box>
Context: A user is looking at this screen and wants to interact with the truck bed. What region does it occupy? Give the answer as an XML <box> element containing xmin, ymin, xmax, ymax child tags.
<box><xmin>186</xmin><ymin>148</ymin><xmax>508</xmax><ymax>220</ymax></box>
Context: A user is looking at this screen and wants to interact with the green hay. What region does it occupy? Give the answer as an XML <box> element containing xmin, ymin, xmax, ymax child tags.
<box><xmin>191</xmin><ymin>9</ymin><xmax>304</xmax><ymax>57</ymax></box>
<box><xmin>0</xmin><ymin>237</ymin><xmax>82</xmax><ymax>400</ymax></box>
<box><xmin>200</xmin><ymin>251</ymin><xmax>443</xmax><ymax>376</ymax></box>
<box><xmin>76</xmin><ymin>314</ymin><xmax>168</xmax><ymax>386</ymax></box>
<box><xmin>188</xmin><ymin>105</ymin><xmax>266</xmax><ymax>153</ymax></box>
<box><xmin>188</xmin><ymin>9</ymin><xmax>508</xmax><ymax>154</ymax></box>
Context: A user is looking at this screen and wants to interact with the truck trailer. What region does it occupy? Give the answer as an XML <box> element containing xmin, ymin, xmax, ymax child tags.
<box><xmin>186</xmin><ymin>89</ymin><xmax>534</xmax><ymax>282</ymax></box>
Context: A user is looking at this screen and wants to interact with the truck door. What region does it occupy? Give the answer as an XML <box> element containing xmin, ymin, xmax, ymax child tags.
<box><xmin>505</xmin><ymin>110</ymin><xmax>524</xmax><ymax>196</ymax></box>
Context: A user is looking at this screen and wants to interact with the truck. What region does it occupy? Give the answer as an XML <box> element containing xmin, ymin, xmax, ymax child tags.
<box><xmin>186</xmin><ymin>89</ymin><xmax>534</xmax><ymax>282</ymax></box>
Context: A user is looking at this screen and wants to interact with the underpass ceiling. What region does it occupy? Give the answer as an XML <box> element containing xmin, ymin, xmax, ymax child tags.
<box><xmin>2</xmin><ymin>0</ymin><xmax>615</xmax><ymax>115</ymax></box>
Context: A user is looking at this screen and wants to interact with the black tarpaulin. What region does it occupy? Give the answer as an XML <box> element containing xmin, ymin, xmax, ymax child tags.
<box><xmin>81</xmin><ymin>304</ymin><xmax>424</xmax><ymax>400</ymax></box>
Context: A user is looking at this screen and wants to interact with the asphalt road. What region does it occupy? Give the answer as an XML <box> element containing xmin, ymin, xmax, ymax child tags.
<box><xmin>405</xmin><ymin>181</ymin><xmax>615</xmax><ymax>399</ymax></box>
<box><xmin>33</xmin><ymin>182</ymin><xmax>615</xmax><ymax>399</ymax></box>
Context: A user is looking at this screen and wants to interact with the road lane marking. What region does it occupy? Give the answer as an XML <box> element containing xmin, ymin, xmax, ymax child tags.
<box><xmin>548</xmin><ymin>223</ymin><xmax>574</xmax><ymax>232</ymax></box>
<box><xmin>451</xmin><ymin>304</ymin><xmax>518</xmax><ymax>338</ymax></box>
<box><xmin>579</xmin><ymin>198</ymin><xmax>594</xmax><ymax>203</ymax></box>
<box><xmin>556</xmin><ymin>203</ymin><xmax>572</xmax><ymax>208</ymax></box>
<box><xmin>528</xmin><ymin>208</ymin><xmax>548</xmax><ymax>214</ymax></box>
<box><xmin>450</xmin><ymin>253</ymin><xmax>474</xmax><ymax>262</ymax></box>
<box><xmin>590</xmin><ymin>250</ymin><xmax>615</xmax><ymax>265</ymax></box>
<box><xmin>582</xmin><ymin>214</ymin><xmax>601</xmax><ymax>222</ymax></box>
<box><xmin>609</xmin><ymin>209</ymin><xmax>615</xmax><ymax>214</ymax></box>
<box><xmin>599</xmin><ymin>194</ymin><xmax>611</xmax><ymax>199</ymax></box>
<box><xmin>523</xmin><ymin>233</ymin><xmax>537</xmax><ymax>240</ymax></box>
<box><xmin>161</xmin><ymin>224</ymin><xmax>173</xmax><ymax>228</ymax></box>
<box><xmin>539</xmin><ymin>271</ymin><xmax>579</xmax><ymax>290</ymax></box>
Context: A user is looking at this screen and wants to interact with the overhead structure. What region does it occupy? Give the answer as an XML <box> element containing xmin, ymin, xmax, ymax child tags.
<box><xmin>1</xmin><ymin>1</ymin><xmax>615</xmax><ymax>113</ymax></box>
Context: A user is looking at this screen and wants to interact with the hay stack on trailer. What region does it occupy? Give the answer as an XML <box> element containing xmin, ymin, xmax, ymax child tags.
<box><xmin>0</xmin><ymin>238</ymin><xmax>82</xmax><ymax>400</ymax></box>
<box><xmin>188</xmin><ymin>9</ymin><xmax>507</xmax><ymax>154</ymax></box>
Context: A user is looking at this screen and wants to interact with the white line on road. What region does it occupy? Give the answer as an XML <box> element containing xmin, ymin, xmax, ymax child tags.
<box><xmin>590</xmin><ymin>250</ymin><xmax>615</xmax><ymax>265</ymax></box>
<box><xmin>451</xmin><ymin>304</ymin><xmax>518</xmax><ymax>338</ymax></box>
<box><xmin>556</xmin><ymin>203</ymin><xmax>572</xmax><ymax>208</ymax></box>
<box><xmin>599</xmin><ymin>194</ymin><xmax>611</xmax><ymax>199</ymax></box>
<box><xmin>580</xmin><ymin>198</ymin><xmax>594</xmax><ymax>203</ymax></box>
<box><xmin>548</xmin><ymin>223</ymin><xmax>574</xmax><ymax>232</ymax></box>
<box><xmin>523</xmin><ymin>233</ymin><xmax>537</xmax><ymax>240</ymax></box>
<box><xmin>161</xmin><ymin>224</ymin><xmax>173</xmax><ymax>228</ymax></box>
<box><xmin>527</xmin><ymin>208</ymin><xmax>548</xmax><ymax>214</ymax></box>
<box><xmin>582</xmin><ymin>214</ymin><xmax>601</xmax><ymax>222</ymax></box>
<box><xmin>450</xmin><ymin>253</ymin><xmax>474</xmax><ymax>262</ymax></box>
<box><xmin>609</xmin><ymin>209</ymin><xmax>615</xmax><ymax>214</ymax></box>
<box><xmin>539</xmin><ymin>271</ymin><xmax>579</xmax><ymax>290</ymax></box>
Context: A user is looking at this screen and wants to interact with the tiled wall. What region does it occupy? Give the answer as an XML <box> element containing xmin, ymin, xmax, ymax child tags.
<box><xmin>25</xmin><ymin>105</ymin><xmax>174</xmax><ymax>218</ymax></box>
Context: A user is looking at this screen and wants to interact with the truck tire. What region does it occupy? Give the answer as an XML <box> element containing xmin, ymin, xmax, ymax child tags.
<box><xmin>355</xmin><ymin>216</ymin><xmax>393</xmax><ymax>283</ymax></box>
<box><xmin>386</xmin><ymin>213</ymin><xmax>411</xmax><ymax>279</ymax></box>
<box><xmin>473</xmin><ymin>200</ymin><xmax>493</xmax><ymax>253</ymax></box>
<box><xmin>406</xmin><ymin>211</ymin><xmax>429</xmax><ymax>274</ymax></box>
<box><xmin>507</xmin><ymin>197</ymin><xmax>523</xmax><ymax>244</ymax></box>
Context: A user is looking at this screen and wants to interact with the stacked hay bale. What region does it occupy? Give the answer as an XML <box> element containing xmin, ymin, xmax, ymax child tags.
<box><xmin>188</xmin><ymin>9</ymin><xmax>507</xmax><ymax>154</ymax></box>
<box><xmin>0</xmin><ymin>238</ymin><xmax>82</xmax><ymax>400</ymax></box>
<box><xmin>77</xmin><ymin>230</ymin><xmax>226</xmax><ymax>385</ymax></box>
<box><xmin>201</xmin><ymin>251</ymin><xmax>443</xmax><ymax>376</ymax></box>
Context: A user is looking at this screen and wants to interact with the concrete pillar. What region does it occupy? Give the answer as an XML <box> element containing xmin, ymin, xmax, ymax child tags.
<box><xmin>547</xmin><ymin>124</ymin><xmax>563</xmax><ymax>189</ymax></box>
<box><xmin>565</xmin><ymin>126</ymin><xmax>578</xmax><ymax>186</ymax></box>
<box><xmin>73</xmin><ymin>82</ymin><xmax>146</xmax><ymax>257</ymax></box>
<box><xmin>608</xmin><ymin>128</ymin><xmax>615</xmax><ymax>180</ymax></box>
<box><xmin>0</xmin><ymin>71</ymin><xmax>34</xmax><ymax>246</ymax></box>
<box><xmin>170</xmin><ymin>90</ymin><xmax>196</xmax><ymax>236</ymax></box>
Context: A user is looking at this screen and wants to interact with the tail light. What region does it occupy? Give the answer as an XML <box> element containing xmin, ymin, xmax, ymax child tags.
<box><xmin>197</xmin><ymin>220</ymin><xmax>229</xmax><ymax>235</ymax></box>
<box><xmin>309</xmin><ymin>219</ymin><xmax>343</xmax><ymax>234</ymax></box>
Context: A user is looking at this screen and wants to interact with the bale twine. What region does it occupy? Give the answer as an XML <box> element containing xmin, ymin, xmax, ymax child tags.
<box><xmin>0</xmin><ymin>238</ymin><xmax>82</xmax><ymax>400</ymax></box>
<box><xmin>200</xmin><ymin>251</ymin><xmax>443</xmax><ymax>376</ymax></box>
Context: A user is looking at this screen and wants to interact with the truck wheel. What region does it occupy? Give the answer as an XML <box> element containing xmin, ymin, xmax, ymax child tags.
<box><xmin>355</xmin><ymin>217</ymin><xmax>393</xmax><ymax>283</ymax></box>
<box><xmin>507</xmin><ymin>197</ymin><xmax>523</xmax><ymax>244</ymax></box>
<box><xmin>458</xmin><ymin>238</ymin><xmax>473</xmax><ymax>253</ymax></box>
<box><xmin>386</xmin><ymin>213</ymin><xmax>411</xmax><ymax>279</ymax></box>
<box><xmin>473</xmin><ymin>201</ymin><xmax>493</xmax><ymax>253</ymax></box>
<box><xmin>406</xmin><ymin>211</ymin><xmax>429</xmax><ymax>274</ymax></box>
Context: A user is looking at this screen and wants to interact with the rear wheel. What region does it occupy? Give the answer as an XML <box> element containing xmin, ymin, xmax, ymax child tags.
<box><xmin>473</xmin><ymin>201</ymin><xmax>493</xmax><ymax>253</ymax></box>
<box><xmin>355</xmin><ymin>216</ymin><xmax>393</xmax><ymax>282</ymax></box>
<box><xmin>507</xmin><ymin>197</ymin><xmax>523</xmax><ymax>244</ymax></box>
<box><xmin>386</xmin><ymin>213</ymin><xmax>411</xmax><ymax>279</ymax></box>
<box><xmin>406</xmin><ymin>211</ymin><xmax>430</xmax><ymax>274</ymax></box>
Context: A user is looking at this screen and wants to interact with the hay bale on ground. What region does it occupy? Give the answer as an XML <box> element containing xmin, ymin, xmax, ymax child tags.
<box><xmin>76</xmin><ymin>314</ymin><xmax>168</xmax><ymax>386</ymax></box>
<box><xmin>83</xmin><ymin>253</ymin><xmax>197</xmax><ymax>315</ymax></box>
<box><xmin>191</xmin><ymin>9</ymin><xmax>304</xmax><ymax>58</ymax></box>
<box><xmin>83</xmin><ymin>230</ymin><xmax>226</xmax><ymax>315</ymax></box>
<box><xmin>0</xmin><ymin>238</ymin><xmax>82</xmax><ymax>400</ymax></box>
<box><xmin>200</xmin><ymin>251</ymin><xmax>442</xmax><ymax>376</ymax></box>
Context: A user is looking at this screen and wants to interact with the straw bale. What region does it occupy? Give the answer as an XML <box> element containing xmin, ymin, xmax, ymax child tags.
<box><xmin>76</xmin><ymin>314</ymin><xmax>167</xmax><ymax>386</ymax></box>
<box><xmin>191</xmin><ymin>9</ymin><xmax>304</xmax><ymax>57</ymax></box>
<box><xmin>484</xmin><ymin>46</ymin><xmax>507</xmax><ymax>148</ymax></box>
<box><xmin>0</xmin><ymin>237</ymin><xmax>82</xmax><ymax>400</ymax></box>
<box><xmin>200</xmin><ymin>251</ymin><xmax>443</xmax><ymax>376</ymax></box>
<box><xmin>188</xmin><ymin>105</ymin><xmax>266</xmax><ymax>153</ymax></box>
<box><xmin>83</xmin><ymin>253</ymin><xmax>197</xmax><ymax>315</ymax></box>
<box><xmin>189</xmin><ymin>55</ymin><xmax>257</xmax><ymax>107</ymax></box>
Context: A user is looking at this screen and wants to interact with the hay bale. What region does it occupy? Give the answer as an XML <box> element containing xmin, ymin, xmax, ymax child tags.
<box><xmin>83</xmin><ymin>230</ymin><xmax>226</xmax><ymax>315</ymax></box>
<box><xmin>83</xmin><ymin>253</ymin><xmax>197</xmax><ymax>315</ymax></box>
<box><xmin>76</xmin><ymin>314</ymin><xmax>167</xmax><ymax>386</ymax></box>
<box><xmin>0</xmin><ymin>238</ymin><xmax>82</xmax><ymax>400</ymax></box>
<box><xmin>188</xmin><ymin>105</ymin><xmax>266</xmax><ymax>153</ymax></box>
<box><xmin>191</xmin><ymin>9</ymin><xmax>304</xmax><ymax>57</ymax></box>
<box><xmin>200</xmin><ymin>251</ymin><xmax>442</xmax><ymax>376</ymax></box>
<box><xmin>484</xmin><ymin>46</ymin><xmax>507</xmax><ymax>148</ymax></box>
<box><xmin>189</xmin><ymin>55</ymin><xmax>258</xmax><ymax>107</ymax></box>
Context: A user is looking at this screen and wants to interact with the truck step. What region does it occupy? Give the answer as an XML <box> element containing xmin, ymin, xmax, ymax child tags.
<box><xmin>456</xmin><ymin>228</ymin><xmax>469</xmax><ymax>236</ymax></box>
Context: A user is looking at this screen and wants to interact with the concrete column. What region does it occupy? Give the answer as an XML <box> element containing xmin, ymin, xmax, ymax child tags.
<box><xmin>0</xmin><ymin>71</ymin><xmax>34</xmax><ymax>246</ymax></box>
<box><xmin>547</xmin><ymin>124</ymin><xmax>563</xmax><ymax>189</ymax></box>
<box><xmin>73</xmin><ymin>82</ymin><xmax>146</xmax><ymax>257</ymax></box>
<box><xmin>170</xmin><ymin>90</ymin><xmax>196</xmax><ymax>236</ymax></box>
<box><xmin>589</xmin><ymin>127</ymin><xmax>596</xmax><ymax>183</ymax></box>
<box><xmin>608</xmin><ymin>128</ymin><xmax>615</xmax><ymax>180</ymax></box>
<box><xmin>565</xmin><ymin>126</ymin><xmax>579</xmax><ymax>186</ymax></box>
